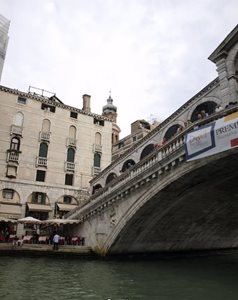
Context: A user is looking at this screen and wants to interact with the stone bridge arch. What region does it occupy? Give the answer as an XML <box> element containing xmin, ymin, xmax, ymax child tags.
<box><xmin>99</xmin><ymin>148</ymin><xmax>238</xmax><ymax>255</ymax></box>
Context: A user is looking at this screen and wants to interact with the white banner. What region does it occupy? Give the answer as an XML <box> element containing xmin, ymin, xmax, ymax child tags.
<box><xmin>185</xmin><ymin>112</ymin><xmax>238</xmax><ymax>161</ymax></box>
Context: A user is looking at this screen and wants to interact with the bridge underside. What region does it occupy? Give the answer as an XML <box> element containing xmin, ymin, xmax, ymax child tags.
<box><xmin>109</xmin><ymin>151</ymin><xmax>238</xmax><ymax>254</ymax></box>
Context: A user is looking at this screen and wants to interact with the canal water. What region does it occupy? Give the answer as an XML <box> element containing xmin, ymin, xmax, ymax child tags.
<box><xmin>0</xmin><ymin>252</ymin><xmax>238</xmax><ymax>300</ymax></box>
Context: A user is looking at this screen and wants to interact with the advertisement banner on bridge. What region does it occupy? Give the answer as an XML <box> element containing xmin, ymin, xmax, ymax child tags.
<box><xmin>185</xmin><ymin>112</ymin><xmax>238</xmax><ymax>161</ymax></box>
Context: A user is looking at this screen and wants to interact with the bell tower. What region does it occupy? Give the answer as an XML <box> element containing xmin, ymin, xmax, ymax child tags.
<box><xmin>102</xmin><ymin>92</ymin><xmax>121</xmax><ymax>145</ymax></box>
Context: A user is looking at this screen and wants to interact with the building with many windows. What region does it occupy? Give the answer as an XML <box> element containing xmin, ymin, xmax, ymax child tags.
<box><xmin>0</xmin><ymin>14</ymin><xmax>10</xmax><ymax>82</ymax></box>
<box><xmin>0</xmin><ymin>85</ymin><xmax>113</xmax><ymax>234</ymax></box>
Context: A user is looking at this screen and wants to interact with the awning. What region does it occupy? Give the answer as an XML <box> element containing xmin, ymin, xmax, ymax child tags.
<box><xmin>57</xmin><ymin>203</ymin><xmax>78</xmax><ymax>212</ymax></box>
<box><xmin>0</xmin><ymin>204</ymin><xmax>21</xmax><ymax>219</ymax></box>
<box><xmin>27</xmin><ymin>203</ymin><xmax>52</xmax><ymax>212</ymax></box>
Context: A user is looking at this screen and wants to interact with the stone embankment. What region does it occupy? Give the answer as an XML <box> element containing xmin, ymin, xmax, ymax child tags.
<box><xmin>0</xmin><ymin>243</ymin><xmax>96</xmax><ymax>258</ymax></box>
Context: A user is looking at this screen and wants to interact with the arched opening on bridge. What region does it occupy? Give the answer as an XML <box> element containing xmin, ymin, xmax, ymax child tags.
<box><xmin>121</xmin><ymin>159</ymin><xmax>135</xmax><ymax>172</ymax></box>
<box><xmin>106</xmin><ymin>172</ymin><xmax>117</xmax><ymax>185</ymax></box>
<box><xmin>140</xmin><ymin>144</ymin><xmax>155</xmax><ymax>160</ymax></box>
<box><xmin>191</xmin><ymin>101</ymin><xmax>217</xmax><ymax>122</ymax></box>
<box><xmin>92</xmin><ymin>184</ymin><xmax>102</xmax><ymax>194</ymax></box>
<box><xmin>163</xmin><ymin>124</ymin><xmax>182</xmax><ymax>141</ymax></box>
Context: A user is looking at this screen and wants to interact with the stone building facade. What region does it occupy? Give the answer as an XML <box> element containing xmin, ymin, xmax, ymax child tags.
<box><xmin>0</xmin><ymin>86</ymin><xmax>112</xmax><ymax>234</ymax></box>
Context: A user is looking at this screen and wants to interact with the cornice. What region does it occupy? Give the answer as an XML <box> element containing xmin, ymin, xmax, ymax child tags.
<box><xmin>0</xmin><ymin>85</ymin><xmax>112</xmax><ymax>122</ymax></box>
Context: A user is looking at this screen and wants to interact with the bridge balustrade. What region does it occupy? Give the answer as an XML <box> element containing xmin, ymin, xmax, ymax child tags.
<box><xmin>66</xmin><ymin>105</ymin><xmax>238</xmax><ymax>221</ymax></box>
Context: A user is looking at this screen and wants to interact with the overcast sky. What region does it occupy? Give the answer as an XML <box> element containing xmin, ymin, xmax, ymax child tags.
<box><xmin>0</xmin><ymin>0</ymin><xmax>237</xmax><ymax>137</ymax></box>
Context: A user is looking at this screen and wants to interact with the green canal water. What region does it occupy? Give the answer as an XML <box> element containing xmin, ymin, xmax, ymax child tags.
<box><xmin>0</xmin><ymin>253</ymin><xmax>238</xmax><ymax>300</ymax></box>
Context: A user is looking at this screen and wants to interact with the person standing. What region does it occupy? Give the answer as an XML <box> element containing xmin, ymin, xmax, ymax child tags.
<box><xmin>53</xmin><ymin>232</ymin><xmax>60</xmax><ymax>251</ymax></box>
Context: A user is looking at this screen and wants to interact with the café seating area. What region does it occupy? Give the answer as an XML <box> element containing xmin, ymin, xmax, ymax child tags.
<box><xmin>4</xmin><ymin>235</ymin><xmax>86</xmax><ymax>246</ymax></box>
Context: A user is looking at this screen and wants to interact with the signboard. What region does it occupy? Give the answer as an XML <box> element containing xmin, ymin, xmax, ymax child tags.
<box><xmin>185</xmin><ymin>112</ymin><xmax>238</xmax><ymax>161</ymax></box>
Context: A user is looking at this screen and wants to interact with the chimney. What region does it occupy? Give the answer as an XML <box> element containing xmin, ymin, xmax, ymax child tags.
<box><xmin>82</xmin><ymin>94</ymin><xmax>91</xmax><ymax>113</ymax></box>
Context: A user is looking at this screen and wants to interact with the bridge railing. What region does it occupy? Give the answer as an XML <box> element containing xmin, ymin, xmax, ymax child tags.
<box><xmin>66</xmin><ymin>105</ymin><xmax>238</xmax><ymax>219</ymax></box>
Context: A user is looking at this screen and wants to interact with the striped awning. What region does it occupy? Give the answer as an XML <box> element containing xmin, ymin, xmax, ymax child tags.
<box><xmin>27</xmin><ymin>203</ymin><xmax>52</xmax><ymax>212</ymax></box>
<box><xmin>0</xmin><ymin>204</ymin><xmax>21</xmax><ymax>219</ymax></box>
<box><xmin>57</xmin><ymin>203</ymin><xmax>78</xmax><ymax>212</ymax></box>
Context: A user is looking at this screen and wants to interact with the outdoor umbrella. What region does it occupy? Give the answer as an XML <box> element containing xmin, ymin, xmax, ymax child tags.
<box><xmin>0</xmin><ymin>217</ymin><xmax>17</xmax><ymax>223</ymax></box>
<box><xmin>17</xmin><ymin>216</ymin><xmax>42</xmax><ymax>224</ymax></box>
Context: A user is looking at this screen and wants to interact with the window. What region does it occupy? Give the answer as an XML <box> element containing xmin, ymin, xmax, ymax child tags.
<box><xmin>94</xmin><ymin>153</ymin><xmax>101</xmax><ymax>168</ymax></box>
<box><xmin>3</xmin><ymin>189</ymin><xmax>14</xmax><ymax>199</ymax></box>
<box><xmin>10</xmin><ymin>137</ymin><xmax>20</xmax><ymax>151</ymax></box>
<box><xmin>65</xmin><ymin>174</ymin><xmax>73</xmax><ymax>186</ymax></box>
<box><xmin>17</xmin><ymin>96</ymin><xmax>26</xmax><ymax>105</ymax></box>
<box><xmin>36</xmin><ymin>170</ymin><xmax>46</xmax><ymax>182</ymax></box>
<box><xmin>70</xmin><ymin>111</ymin><xmax>78</xmax><ymax>119</ymax></box>
<box><xmin>13</xmin><ymin>112</ymin><xmax>24</xmax><ymax>127</ymax></box>
<box><xmin>39</xmin><ymin>142</ymin><xmax>48</xmax><ymax>157</ymax></box>
<box><xmin>32</xmin><ymin>192</ymin><xmax>46</xmax><ymax>204</ymax></box>
<box><xmin>41</xmin><ymin>103</ymin><xmax>56</xmax><ymax>113</ymax></box>
<box><xmin>67</xmin><ymin>148</ymin><xmax>75</xmax><ymax>162</ymax></box>
<box><xmin>94</xmin><ymin>118</ymin><xmax>104</xmax><ymax>126</ymax></box>
<box><xmin>95</xmin><ymin>132</ymin><xmax>101</xmax><ymax>146</ymax></box>
<box><xmin>63</xmin><ymin>196</ymin><xmax>72</xmax><ymax>204</ymax></box>
<box><xmin>42</xmin><ymin>119</ymin><xmax>51</xmax><ymax>132</ymax></box>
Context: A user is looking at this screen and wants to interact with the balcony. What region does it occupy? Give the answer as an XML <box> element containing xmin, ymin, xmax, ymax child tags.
<box><xmin>93</xmin><ymin>144</ymin><xmax>102</xmax><ymax>152</ymax></box>
<box><xmin>66</xmin><ymin>138</ymin><xmax>77</xmax><ymax>148</ymax></box>
<box><xmin>65</xmin><ymin>161</ymin><xmax>75</xmax><ymax>172</ymax></box>
<box><xmin>93</xmin><ymin>166</ymin><xmax>101</xmax><ymax>175</ymax></box>
<box><xmin>36</xmin><ymin>157</ymin><xmax>47</xmax><ymax>167</ymax></box>
<box><xmin>39</xmin><ymin>131</ymin><xmax>51</xmax><ymax>142</ymax></box>
<box><xmin>10</xmin><ymin>125</ymin><xmax>23</xmax><ymax>136</ymax></box>
<box><xmin>7</xmin><ymin>151</ymin><xmax>20</xmax><ymax>163</ymax></box>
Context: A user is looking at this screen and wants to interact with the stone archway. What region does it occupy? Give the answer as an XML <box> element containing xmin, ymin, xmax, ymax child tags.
<box><xmin>191</xmin><ymin>101</ymin><xmax>217</xmax><ymax>122</ymax></box>
<box><xmin>140</xmin><ymin>144</ymin><xmax>155</xmax><ymax>160</ymax></box>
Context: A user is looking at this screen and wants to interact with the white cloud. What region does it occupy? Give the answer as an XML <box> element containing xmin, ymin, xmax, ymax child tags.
<box><xmin>0</xmin><ymin>0</ymin><xmax>238</xmax><ymax>137</ymax></box>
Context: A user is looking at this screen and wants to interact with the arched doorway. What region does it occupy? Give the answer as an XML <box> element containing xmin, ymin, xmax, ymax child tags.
<box><xmin>140</xmin><ymin>144</ymin><xmax>155</xmax><ymax>160</ymax></box>
<box><xmin>191</xmin><ymin>101</ymin><xmax>217</xmax><ymax>122</ymax></box>
<box><xmin>106</xmin><ymin>173</ymin><xmax>117</xmax><ymax>185</ymax></box>
<box><xmin>164</xmin><ymin>124</ymin><xmax>181</xmax><ymax>141</ymax></box>
<box><xmin>92</xmin><ymin>184</ymin><xmax>102</xmax><ymax>194</ymax></box>
<box><xmin>121</xmin><ymin>159</ymin><xmax>136</xmax><ymax>172</ymax></box>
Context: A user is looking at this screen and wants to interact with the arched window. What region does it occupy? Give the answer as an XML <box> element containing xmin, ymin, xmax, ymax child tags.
<box><xmin>121</xmin><ymin>159</ymin><xmax>135</xmax><ymax>172</ymax></box>
<box><xmin>92</xmin><ymin>184</ymin><xmax>102</xmax><ymax>194</ymax></box>
<box><xmin>191</xmin><ymin>101</ymin><xmax>217</xmax><ymax>122</ymax></box>
<box><xmin>67</xmin><ymin>148</ymin><xmax>75</xmax><ymax>162</ymax></box>
<box><xmin>95</xmin><ymin>132</ymin><xmax>101</xmax><ymax>146</ymax></box>
<box><xmin>164</xmin><ymin>125</ymin><xmax>181</xmax><ymax>141</ymax></box>
<box><xmin>13</xmin><ymin>112</ymin><xmax>24</xmax><ymax>126</ymax></box>
<box><xmin>42</xmin><ymin>119</ymin><xmax>51</xmax><ymax>132</ymax></box>
<box><xmin>39</xmin><ymin>142</ymin><xmax>48</xmax><ymax>158</ymax></box>
<box><xmin>94</xmin><ymin>153</ymin><xmax>101</xmax><ymax>168</ymax></box>
<box><xmin>106</xmin><ymin>173</ymin><xmax>117</xmax><ymax>185</ymax></box>
<box><xmin>10</xmin><ymin>137</ymin><xmax>20</xmax><ymax>151</ymax></box>
<box><xmin>140</xmin><ymin>144</ymin><xmax>155</xmax><ymax>160</ymax></box>
<box><xmin>69</xmin><ymin>126</ymin><xmax>76</xmax><ymax>139</ymax></box>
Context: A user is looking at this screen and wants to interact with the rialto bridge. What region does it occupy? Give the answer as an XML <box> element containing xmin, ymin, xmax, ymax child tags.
<box><xmin>66</xmin><ymin>25</ymin><xmax>238</xmax><ymax>255</ymax></box>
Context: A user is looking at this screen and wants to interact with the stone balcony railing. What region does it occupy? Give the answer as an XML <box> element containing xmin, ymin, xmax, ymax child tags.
<box><xmin>36</xmin><ymin>157</ymin><xmax>47</xmax><ymax>167</ymax></box>
<box><xmin>66</xmin><ymin>105</ymin><xmax>238</xmax><ymax>221</ymax></box>
<box><xmin>39</xmin><ymin>131</ymin><xmax>51</xmax><ymax>142</ymax></box>
<box><xmin>65</xmin><ymin>161</ymin><xmax>75</xmax><ymax>172</ymax></box>
<box><xmin>7</xmin><ymin>151</ymin><xmax>20</xmax><ymax>163</ymax></box>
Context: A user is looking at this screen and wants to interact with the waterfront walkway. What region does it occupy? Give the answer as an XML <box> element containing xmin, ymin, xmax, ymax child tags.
<box><xmin>0</xmin><ymin>243</ymin><xmax>95</xmax><ymax>258</ymax></box>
